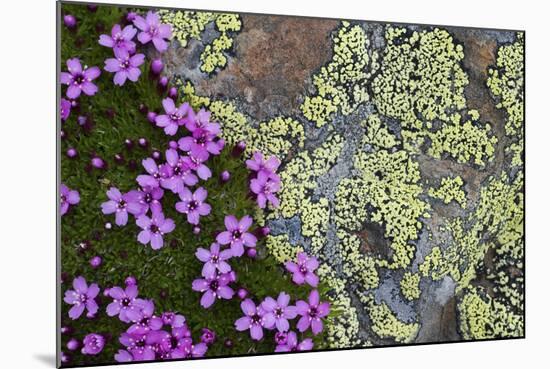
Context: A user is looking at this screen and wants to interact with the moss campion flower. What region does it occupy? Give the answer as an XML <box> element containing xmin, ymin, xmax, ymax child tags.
<box><xmin>216</xmin><ymin>215</ymin><xmax>257</xmax><ymax>257</ymax></box>
<box><xmin>101</xmin><ymin>187</ymin><xmax>143</xmax><ymax>226</ymax></box>
<box><xmin>175</xmin><ymin>187</ymin><xmax>211</xmax><ymax>225</ymax></box>
<box><xmin>106</xmin><ymin>283</ymin><xmax>140</xmax><ymax>323</ymax></box>
<box><xmin>284</xmin><ymin>251</ymin><xmax>319</xmax><ymax>287</ymax></box>
<box><xmin>60</xmin><ymin>98</ymin><xmax>72</xmax><ymax>121</ymax></box>
<box><xmin>195</xmin><ymin>243</ymin><xmax>233</xmax><ymax>279</ymax></box>
<box><xmin>274</xmin><ymin>331</ymin><xmax>313</xmax><ymax>352</ymax></box>
<box><xmin>60</xmin><ymin>58</ymin><xmax>100</xmax><ymax>99</ymax></box>
<box><xmin>60</xmin><ymin>183</ymin><xmax>80</xmax><ymax>216</ymax></box>
<box><xmin>250</xmin><ymin>170</ymin><xmax>281</xmax><ymax>209</ymax></box>
<box><xmin>155</xmin><ymin>98</ymin><xmax>190</xmax><ymax>136</ymax></box>
<box><xmin>98</xmin><ymin>24</ymin><xmax>137</xmax><ymax>53</ymax></box>
<box><xmin>234</xmin><ymin>299</ymin><xmax>269</xmax><ymax>341</ymax></box>
<box><xmin>295</xmin><ymin>290</ymin><xmax>330</xmax><ymax>335</ymax></box>
<box><xmin>63</xmin><ymin>276</ymin><xmax>100</xmax><ymax>320</ymax></box>
<box><xmin>133</xmin><ymin>11</ymin><xmax>172</xmax><ymax>52</ymax></box>
<box><xmin>192</xmin><ymin>273</ymin><xmax>234</xmax><ymax>309</ymax></box>
<box><xmin>81</xmin><ymin>333</ymin><xmax>105</xmax><ymax>355</ymax></box>
<box><xmin>104</xmin><ymin>48</ymin><xmax>145</xmax><ymax>86</ymax></box>
<box><xmin>136</xmin><ymin>212</ymin><xmax>175</xmax><ymax>250</ymax></box>
<box><xmin>260</xmin><ymin>292</ymin><xmax>298</xmax><ymax>332</ymax></box>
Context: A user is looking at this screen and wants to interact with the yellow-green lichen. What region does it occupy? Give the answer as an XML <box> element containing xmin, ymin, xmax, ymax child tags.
<box><xmin>372</xmin><ymin>27</ymin><xmax>496</xmax><ymax>166</ymax></box>
<box><xmin>336</xmin><ymin>147</ymin><xmax>430</xmax><ymax>268</ymax></box>
<box><xmin>208</xmin><ymin>100</ymin><xmax>251</xmax><ymax>147</ymax></box>
<box><xmin>361</xmin><ymin>115</ymin><xmax>399</xmax><ymax>150</ymax></box>
<box><xmin>361</xmin><ymin>293</ymin><xmax>419</xmax><ymax>343</ymax></box>
<box><xmin>400</xmin><ymin>272</ymin><xmax>421</xmax><ymax>301</ymax></box>
<box><xmin>458</xmin><ymin>287</ymin><xmax>523</xmax><ymax>339</ymax></box>
<box><xmin>248</xmin><ymin>117</ymin><xmax>305</xmax><ymax>160</ymax></box>
<box><xmin>318</xmin><ymin>263</ymin><xmax>363</xmax><ymax>348</ymax></box>
<box><xmin>200</xmin><ymin>14</ymin><xmax>242</xmax><ymax>74</ymax></box>
<box><xmin>276</xmin><ymin>134</ymin><xmax>344</xmax><ymax>219</ymax></box>
<box><xmin>264</xmin><ymin>234</ymin><xmax>303</xmax><ymax>264</ymax></box>
<box><xmin>428</xmin><ymin>175</ymin><xmax>467</xmax><ymax>208</ymax></box>
<box><xmin>301</xmin><ymin>21</ymin><xmax>379</xmax><ymax>127</ymax></box>
<box><xmin>338</xmin><ymin>230</ymin><xmax>379</xmax><ymax>290</ymax></box>
<box><xmin>487</xmin><ymin>33</ymin><xmax>524</xmax><ymax>166</ymax></box>
<box><xmin>158</xmin><ymin>10</ymin><xmax>215</xmax><ymax>47</ymax></box>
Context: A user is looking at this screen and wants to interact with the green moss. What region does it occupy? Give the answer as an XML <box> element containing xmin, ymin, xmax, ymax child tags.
<box><xmin>428</xmin><ymin>175</ymin><xmax>467</xmax><ymax>208</ymax></box>
<box><xmin>301</xmin><ymin>21</ymin><xmax>379</xmax><ymax>127</ymax></box>
<box><xmin>400</xmin><ymin>272</ymin><xmax>421</xmax><ymax>301</ymax></box>
<box><xmin>458</xmin><ymin>287</ymin><xmax>523</xmax><ymax>339</ymax></box>
<box><xmin>372</xmin><ymin>27</ymin><xmax>497</xmax><ymax>166</ymax></box>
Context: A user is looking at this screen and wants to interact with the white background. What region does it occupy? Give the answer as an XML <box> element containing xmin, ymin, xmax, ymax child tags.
<box><xmin>0</xmin><ymin>0</ymin><xmax>547</xmax><ymax>367</ymax></box>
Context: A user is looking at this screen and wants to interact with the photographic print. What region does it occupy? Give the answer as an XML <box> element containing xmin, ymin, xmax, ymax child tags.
<box><xmin>58</xmin><ymin>1</ymin><xmax>525</xmax><ymax>367</ymax></box>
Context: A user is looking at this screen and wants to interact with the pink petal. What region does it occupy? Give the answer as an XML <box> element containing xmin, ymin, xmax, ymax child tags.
<box><xmin>235</xmin><ymin>316</ymin><xmax>251</xmax><ymax>331</ymax></box>
<box><xmin>216</xmin><ymin>231</ymin><xmax>232</xmax><ymax>245</ymax></box>
<box><xmin>238</xmin><ymin>215</ymin><xmax>253</xmax><ymax>231</ymax></box>
<box><xmin>195</xmin><ymin>248</ymin><xmax>211</xmax><ymax>262</ymax></box>
<box><xmin>200</xmin><ymin>290</ymin><xmax>215</xmax><ymax>308</ymax></box>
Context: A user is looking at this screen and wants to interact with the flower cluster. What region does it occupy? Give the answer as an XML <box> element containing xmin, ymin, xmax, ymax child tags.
<box><xmin>246</xmin><ymin>152</ymin><xmax>282</xmax><ymax>209</ymax></box>
<box><xmin>234</xmin><ymin>289</ymin><xmax>329</xmax><ymax>347</ymax></box>
<box><xmin>99</xmin><ymin>23</ymin><xmax>144</xmax><ymax>86</ymax></box>
<box><xmin>105</xmin><ymin>280</ymin><xmax>208</xmax><ymax>362</ymax></box>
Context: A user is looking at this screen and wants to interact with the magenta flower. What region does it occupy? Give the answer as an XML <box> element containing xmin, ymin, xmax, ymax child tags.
<box><xmin>106</xmin><ymin>284</ymin><xmax>140</xmax><ymax>323</ymax></box>
<box><xmin>275</xmin><ymin>331</ymin><xmax>314</xmax><ymax>352</ymax></box>
<box><xmin>178</xmin><ymin>128</ymin><xmax>223</xmax><ymax>159</ymax></box>
<box><xmin>63</xmin><ymin>276</ymin><xmax>100</xmax><ymax>320</ymax></box>
<box><xmin>125</xmin><ymin>186</ymin><xmax>163</xmax><ymax>215</ymax></box>
<box><xmin>250</xmin><ymin>170</ymin><xmax>281</xmax><ymax>208</ymax></box>
<box><xmin>216</xmin><ymin>215</ymin><xmax>257</xmax><ymax>257</ymax></box>
<box><xmin>296</xmin><ymin>290</ymin><xmax>330</xmax><ymax>335</ymax></box>
<box><xmin>60</xmin><ymin>58</ymin><xmax>100</xmax><ymax>99</ymax></box>
<box><xmin>159</xmin><ymin>149</ymin><xmax>198</xmax><ymax>193</ymax></box>
<box><xmin>60</xmin><ymin>183</ymin><xmax>80</xmax><ymax>216</ymax></box>
<box><xmin>155</xmin><ymin>98</ymin><xmax>190</xmax><ymax>136</ymax></box>
<box><xmin>192</xmin><ymin>273</ymin><xmax>234</xmax><ymax>309</ymax></box>
<box><xmin>181</xmin><ymin>150</ymin><xmax>212</xmax><ymax>180</ymax></box>
<box><xmin>133</xmin><ymin>11</ymin><xmax>172</xmax><ymax>52</ymax></box>
<box><xmin>175</xmin><ymin>187</ymin><xmax>211</xmax><ymax>225</ymax></box>
<box><xmin>126</xmin><ymin>299</ymin><xmax>163</xmax><ymax>335</ymax></box>
<box><xmin>261</xmin><ymin>292</ymin><xmax>298</xmax><ymax>332</ymax></box>
<box><xmin>81</xmin><ymin>333</ymin><xmax>105</xmax><ymax>355</ymax></box>
<box><xmin>200</xmin><ymin>328</ymin><xmax>216</xmax><ymax>345</ymax></box>
<box><xmin>136</xmin><ymin>212</ymin><xmax>175</xmax><ymax>250</ymax></box>
<box><xmin>171</xmin><ymin>337</ymin><xmax>207</xmax><ymax>359</ymax></box>
<box><xmin>119</xmin><ymin>332</ymin><xmax>155</xmax><ymax>361</ymax></box>
<box><xmin>246</xmin><ymin>151</ymin><xmax>281</xmax><ymax>174</ymax></box>
<box><xmin>185</xmin><ymin>108</ymin><xmax>221</xmax><ymax>135</ymax></box>
<box><xmin>195</xmin><ymin>243</ymin><xmax>233</xmax><ymax>279</ymax></box>
<box><xmin>115</xmin><ymin>349</ymin><xmax>133</xmax><ymax>362</ymax></box>
<box><xmin>104</xmin><ymin>48</ymin><xmax>145</xmax><ymax>86</ymax></box>
<box><xmin>98</xmin><ymin>24</ymin><xmax>137</xmax><ymax>53</ymax></box>
<box><xmin>60</xmin><ymin>98</ymin><xmax>72</xmax><ymax>121</ymax></box>
<box><xmin>137</xmin><ymin>158</ymin><xmax>166</xmax><ymax>188</ymax></box>
<box><xmin>101</xmin><ymin>187</ymin><xmax>143</xmax><ymax>226</ymax></box>
<box><xmin>284</xmin><ymin>252</ymin><xmax>319</xmax><ymax>287</ymax></box>
<box><xmin>234</xmin><ymin>299</ymin><xmax>269</xmax><ymax>341</ymax></box>
<box><xmin>161</xmin><ymin>312</ymin><xmax>186</xmax><ymax>328</ymax></box>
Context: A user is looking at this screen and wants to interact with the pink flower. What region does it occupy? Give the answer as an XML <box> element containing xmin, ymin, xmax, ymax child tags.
<box><xmin>195</xmin><ymin>243</ymin><xmax>233</xmax><ymax>279</ymax></box>
<box><xmin>60</xmin><ymin>183</ymin><xmax>80</xmax><ymax>216</ymax></box>
<box><xmin>60</xmin><ymin>58</ymin><xmax>100</xmax><ymax>99</ymax></box>
<box><xmin>274</xmin><ymin>331</ymin><xmax>313</xmax><ymax>352</ymax></box>
<box><xmin>136</xmin><ymin>212</ymin><xmax>175</xmax><ymax>250</ymax></box>
<box><xmin>175</xmin><ymin>187</ymin><xmax>211</xmax><ymax>225</ymax></box>
<box><xmin>250</xmin><ymin>170</ymin><xmax>281</xmax><ymax>208</ymax></box>
<box><xmin>234</xmin><ymin>299</ymin><xmax>270</xmax><ymax>341</ymax></box>
<box><xmin>261</xmin><ymin>292</ymin><xmax>298</xmax><ymax>332</ymax></box>
<box><xmin>246</xmin><ymin>151</ymin><xmax>281</xmax><ymax>174</ymax></box>
<box><xmin>133</xmin><ymin>11</ymin><xmax>172</xmax><ymax>52</ymax></box>
<box><xmin>295</xmin><ymin>290</ymin><xmax>330</xmax><ymax>335</ymax></box>
<box><xmin>216</xmin><ymin>215</ymin><xmax>257</xmax><ymax>257</ymax></box>
<box><xmin>192</xmin><ymin>273</ymin><xmax>234</xmax><ymax>308</ymax></box>
<box><xmin>104</xmin><ymin>48</ymin><xmax>145</xmax><ymax>86</ymax></box>
<box><xmin>98</xmin><ymin>24</ymin><xmax>137</xmax><ymax>53</ymax></box>
<box><xmin>63</xmin><ymin>276</ymin><xmax>100</xmax><ymax>320</ymax></box>
<box><xmin>284</xmin><ymin>252</ymin><xmax>320</xmax><ymax>287</ymax></box>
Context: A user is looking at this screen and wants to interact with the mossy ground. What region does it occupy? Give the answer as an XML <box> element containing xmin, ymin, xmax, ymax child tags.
<box><xmin>60</xmin><ymin>4</ymin><xmax>329</xmax><ymax>366</ymax></box>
